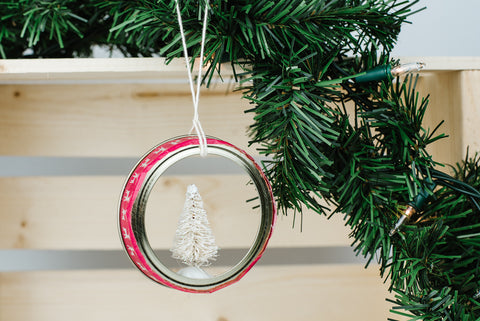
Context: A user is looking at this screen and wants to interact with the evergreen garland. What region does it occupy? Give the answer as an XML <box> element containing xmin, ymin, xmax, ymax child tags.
<box><xmin>3</xmin><ymin>1</ymin><xmax>480</xmax><ymax>319</ymax></box>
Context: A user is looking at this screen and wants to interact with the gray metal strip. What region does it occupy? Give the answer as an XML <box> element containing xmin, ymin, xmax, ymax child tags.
<box><xmin>0</xmin><ymin>156</ymin><xmax>254</xmax><ymax>177</ymax></box>
<box><xmin>0</xmin><ymin>247</ymin><xmax>366</xmax><ymax>272</ymax></box>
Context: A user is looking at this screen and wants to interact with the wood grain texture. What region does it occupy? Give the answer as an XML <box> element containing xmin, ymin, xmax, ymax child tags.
<box><xmin>0</xmin><ymin>83</ymin><xmax>253</xmax><ymax>157</ymax></box>
<box><xmin>416</xmin><ymin>70</ymin><xmax>480</xmax><ymax>167</ymax></box>
<box><xmin>416</xmin><ymin>71</ymin><xmax>464</xmax><ymax>167</ymax></box>
<box><xmin>395</xmin><ymin>57</ymin><xmax>480</xmax><ymax>71</ymax></box>
<box><xmin>0</xmin><ymin>58</ymin><xmax>236</xmax><ymax>81</ymax></box>
<box><xmin>0</xmin><ymin>265</ymin><xmax>406</xmax><ymax>321</ymax></box>
<box><xmin>1</xmin><ymin>70</ymin><xmax>478</xmax><ymax>161</ymax></box>
<box><xmin>459</xmin><ymin>71</ymin><xmax>480</xmax><ymax>155</ymax></box>
<box><xmin>0</xmin><ymin>176</ymin><xmax>351</xmax><ymax>250</ymax></box>
<box><xmin>0</xmin><ymin>59</ymin><xmax>476</xmax><ymax>321</ymax></box>
<box><xmin>0</xmin><ymin>57</ymin><xmax>478</xmax><ymax>82</ymax></box>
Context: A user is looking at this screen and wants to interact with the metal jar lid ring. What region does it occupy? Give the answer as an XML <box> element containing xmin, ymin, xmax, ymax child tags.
<box><xmin>118</xmin><ymin>135</ymin><xmax>276</xmax><ymax>293</ymax></box>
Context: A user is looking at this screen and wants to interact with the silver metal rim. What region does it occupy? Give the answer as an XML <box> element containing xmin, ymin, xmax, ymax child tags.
<box><xmin>121</xmin><ymin>135</ymin><xmax>275</xmax><ymax>292</ymax></box>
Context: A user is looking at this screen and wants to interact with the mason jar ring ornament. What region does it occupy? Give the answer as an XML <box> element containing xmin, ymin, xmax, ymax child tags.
<box><xmin>118</xmin><ymin>135</ymin><xmax>276</xmax><ymax>293</ymax></box>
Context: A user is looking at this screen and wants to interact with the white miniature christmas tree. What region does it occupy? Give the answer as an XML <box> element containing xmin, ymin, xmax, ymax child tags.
<box><xmin>171</xmin><ymin>184</ymin><xmax>218</xmax><ymax>278</ymax></box>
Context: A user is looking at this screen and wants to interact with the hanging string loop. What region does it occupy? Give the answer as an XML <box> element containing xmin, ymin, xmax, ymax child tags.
<box><xmin>174</xmin><ymin>0</ymin><xmax>210</xmax><ymax>157</ymax></box>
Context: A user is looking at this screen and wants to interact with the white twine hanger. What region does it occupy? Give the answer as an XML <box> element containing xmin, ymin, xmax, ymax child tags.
<box><xmin>175</xmin><ymin>0</ymin><xmax>210</xmax><ymax>157</ymax></box>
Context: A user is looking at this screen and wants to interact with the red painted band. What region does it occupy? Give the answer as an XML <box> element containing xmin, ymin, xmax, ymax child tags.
<box><xmin>119</xmin><ymin>136</ymin><xmax>276</xmax><ymax>293</ymax></box>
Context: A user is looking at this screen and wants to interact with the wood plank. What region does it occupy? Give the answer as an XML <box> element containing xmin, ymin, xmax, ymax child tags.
<box><xmin>0</xmin><ymin>265</ymin><xmax>406</xmax><ymax>321</ymax></box>
<box><xmin>416</xmin><ymin>71</ymin><xmax>464</xmax><ymax>167</ymax></box>
<box><xmin>417</xmin><ymin>70</ymin><xmax>480</xmax><ymax>167</ymax></box>
<box><xmin>1</xmin><ymin>69</ymin><xmax>478</xmax><ymax>158</ymax></box>
<box><xmin>459</xmin><ymin>71</ymin><xmax>480</xmax><ymax>155</ymax></box>
<box><xmin>0</xmin><ymin>176</ymin><xmax>351</xmax><ymax>250</ymax></box>
<box><xmin>0</xmin><ymin>83</ymin><xmax>255</xmax><ymax>157</ymax></box>
<box><xmin>0</xmin><ymin>57</ymin><xmax>478</xmax><ymax>82</ymax></box>
<box><xmin>395</xmin><ymin>56</ymin><xmax>480</xmax><ymax>71</ymax></box>
<box><xmin>0</xmin><ymin>58</ymin><xmax>235</xmax><ymax>82</ymax></box>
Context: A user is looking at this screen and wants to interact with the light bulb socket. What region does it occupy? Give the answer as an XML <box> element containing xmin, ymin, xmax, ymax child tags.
<box><xmin>355</xmin><ymin>64</ymin><xmax>392</xmax><ymax>83</ymax></box>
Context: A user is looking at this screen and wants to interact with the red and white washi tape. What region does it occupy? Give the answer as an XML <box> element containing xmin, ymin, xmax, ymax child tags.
<box><xmin>119</xmin><ymin>135</ymin><xmax>276</xmax><ymax>293</ymax></box>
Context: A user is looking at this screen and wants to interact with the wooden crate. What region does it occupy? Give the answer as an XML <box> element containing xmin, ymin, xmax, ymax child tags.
<box><xmin>0</xmin><ymin>57</ymin><xmax>479</xmax><ymax>321</ymax></box>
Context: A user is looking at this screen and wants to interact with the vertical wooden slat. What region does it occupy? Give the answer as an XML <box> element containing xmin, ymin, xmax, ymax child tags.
<box><xmin>417</xmin><ymin>71</ymin><xmax>464</xmax><ymax>167</ymax></box>
<box><xmin>418</xmin><ymin>70</ymin><xmax>480</xmax><ymax>166</ymax></box>
<box><xmin>459</xmin><ymin>70</ymin><xmax>480</xmax><ymax>154</ymax></box>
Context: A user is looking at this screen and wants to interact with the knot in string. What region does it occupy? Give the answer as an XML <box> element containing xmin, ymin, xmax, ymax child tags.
<box><xmin>175</xmin><ymin>0</ymin><xmax>209</xmax><ymax>157</ymax></box>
